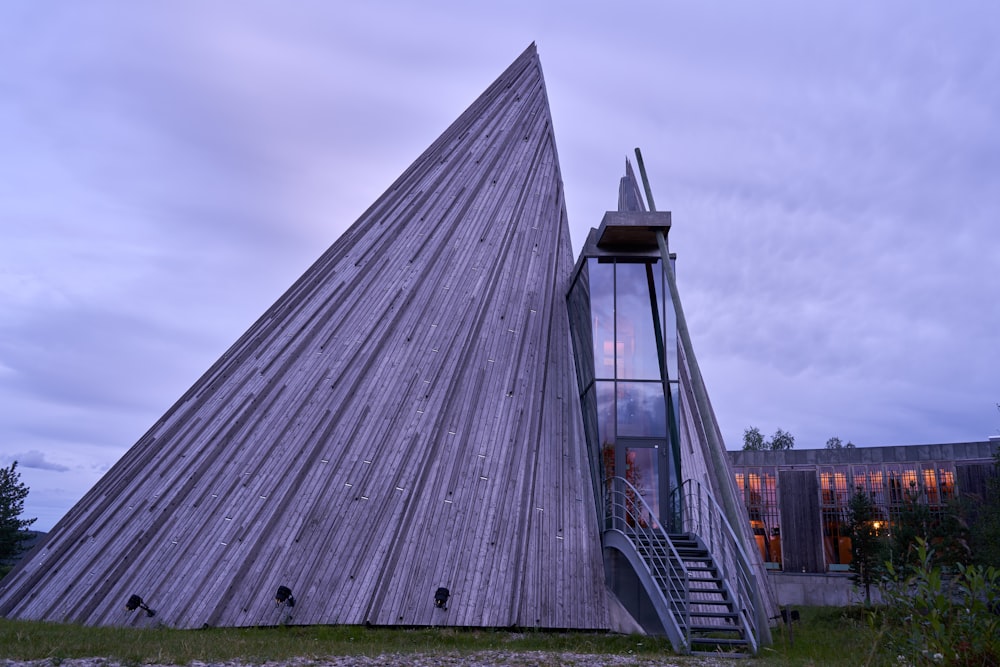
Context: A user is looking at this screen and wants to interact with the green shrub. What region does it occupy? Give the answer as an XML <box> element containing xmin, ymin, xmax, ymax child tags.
<box><xmin>880</xmin><ymin>538</ymin><xmax>999</xmax><ymax>666</ymax></box>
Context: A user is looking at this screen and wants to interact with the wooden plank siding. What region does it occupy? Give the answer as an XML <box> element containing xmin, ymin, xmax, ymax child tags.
<box><xmin>0</xmin><ymin>44</ymin><xmax>612</xmax><ymax>630</ymax></box>
<box><xmin>777</xmin><ymin>470</ymin><xmax>825</xmax><ymax>573</ymax></box>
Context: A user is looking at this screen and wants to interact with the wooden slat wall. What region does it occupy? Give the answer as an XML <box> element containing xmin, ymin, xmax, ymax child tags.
<box><xmin>777</xmin><ymin>470</ymin><xmax>824</xmax><ymax>573</ymax></box>
<box><xmin>956</xmin><ymin>462</ymin><xmax>998</xmax><ymax>501</ymax></box>
<box><xmin>0</xmin><ymin>44</ymin><xmax>611</xmax><ymax>631</ymax></box>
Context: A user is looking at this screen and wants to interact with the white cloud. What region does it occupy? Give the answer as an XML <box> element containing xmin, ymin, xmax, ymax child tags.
<box><xmin>1</xmin><ymin>1</ymin><xmax>998</xmax><ymax>530</ymax></box>
<box><xmin>3</xmin><ymin>450</ymin><xmax>70</xmax><ymax>472</ymax></box>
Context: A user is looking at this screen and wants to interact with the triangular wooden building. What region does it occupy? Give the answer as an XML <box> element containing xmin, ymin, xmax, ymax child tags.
<box><xmin>1</xmin><ymin>45</ymin><xmax>774</xmax><ymax>653</ymax></box>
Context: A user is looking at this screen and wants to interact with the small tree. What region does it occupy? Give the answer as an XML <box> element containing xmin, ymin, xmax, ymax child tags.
<box><xmin>742</xmin><ymin>426</ymin><xmax>766</xmax><ymax>451</ymax></box>
<box><xmin>0</xmin><ymin>461</ymin><xmax>36</xmax><ymax>568</ymax></box>
<box><xmin>891</xmin><ymin>481</ymin><xmax>970</xmax><ymax>571</ymax></box>
<box><xmin>847</xmin><ymin>486</ymin><xmax>886</xmax><ymax>604</ymax></box>
<box><xmin>742</xmin><ymin>427</ymin><xmax>795</xmax><ymax>451</ymax></box>
<box><xmin>825</xmin><ymin>436</ymin><xmax>857</xmax><ymax>449</ymax></box>
<box><xmin>769</xmin><ymin>428</ymin><xmax>795</xmax><ymax>451</ymax></box>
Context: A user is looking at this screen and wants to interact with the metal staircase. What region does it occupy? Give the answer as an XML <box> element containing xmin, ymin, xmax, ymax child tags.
<box><xmin>604</xmin><ymin>477</ymin><xmax>761</xmax><ymax>656</ymax></box>
<box><xmin>670</xmin><ymin>532</ymin><xmax>752</xmax><ymax>654</ymax></box>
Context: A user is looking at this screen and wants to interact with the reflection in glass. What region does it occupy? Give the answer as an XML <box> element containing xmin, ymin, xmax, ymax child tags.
<box><xmin>663</xmin><ymin>259</ymin><xmax>677</xmax><ymax>383</ymax></box>
<box><xmin>589</xmin><ymin>259</ymin><xmax>615</xmax><ymax>380</ymax></box>
<box><xmin>615</xmin><ymin>262</ymin><xmax>660</xmax><ymax>380</ymax></box>
<box><xmin>625</xmin><ymin>447</ymin><xmax>660</xmax><ymax>529</ymax></box>
<box><xmin>596</xmin><ymin>381</ymin><xmax>615</xmax><ymax>480</ymax></box>
<box><xmin>568</xmin><ymin>255</ymin><xmax>681</xmax><ymax>531</ymax></box>
<box><xmin>616</xmin><ymin>382</ymin><xmax>666</xmax><ymax>437</ymax></box>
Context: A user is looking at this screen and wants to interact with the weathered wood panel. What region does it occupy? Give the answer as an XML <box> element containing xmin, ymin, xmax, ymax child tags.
<box><xmin>956</xmin><ymin>461</ymin><xmax>998</xmax><ymax>500</ymax></box>
<box><xmin>0</xmin><ymin>44</ymin><xmax>612</xmax><ymax>630</ymax></box>
<box><xmin>778</xmin><ymin>470</ymin><xmax>824</xmax><ymax>573</ymax></box>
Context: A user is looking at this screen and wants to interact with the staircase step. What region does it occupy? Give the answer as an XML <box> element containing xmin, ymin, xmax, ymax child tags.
<box><xmin>690</xmin><ymin>612</ymin><xmax>739</xmax><ymax>620</ymax></box>
<box><xmin>691</xmin><ymin>600</ymin><xmax>733</xmax><ymax>618</ymax></box>
<box><xmin>691</xmin><ymin>631</ymin><xmax>744</xmax><ymax>639</ymax></box>
<box><xmin>618</xmin><ymin>530</ymin><xmax>758</xmax><ymax>656</ymax></box>
<box><xmin>690</xmin><ymin>637</ymin><xmax>750</xmax><ymax>646</ymax></box>
<box><xmin>689</xmin><ymin>619</ymin><xmax>743</xmax><ymax>628</ymax></box>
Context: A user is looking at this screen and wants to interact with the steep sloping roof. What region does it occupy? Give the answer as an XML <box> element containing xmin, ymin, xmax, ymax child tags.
<box><xmin>0</xmin><ymin>44</ymin><xmax>612</xmax><ymax>630</ymax></box>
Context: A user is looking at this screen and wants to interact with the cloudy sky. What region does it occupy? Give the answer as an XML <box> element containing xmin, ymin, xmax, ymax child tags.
<box><xmin>2</xmin><ymin>2</ymin><xmax>998</xmax><ymax>531</ymax></box>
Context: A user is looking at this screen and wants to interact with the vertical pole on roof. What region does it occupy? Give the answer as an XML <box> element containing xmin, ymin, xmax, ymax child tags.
<box><xmin>636</xmin><ymin>147</ymin><xmax>682</xmax><ymax>528</ymax></box>
<box><xmin>640</xmin><ymin>147</ymin><xmax>773</xmax><ymax>646</ymax></box>
<box><xmin>634</xmin><ymin>147</ymin><xmax>658</xmax><ymax>215</ymax></box>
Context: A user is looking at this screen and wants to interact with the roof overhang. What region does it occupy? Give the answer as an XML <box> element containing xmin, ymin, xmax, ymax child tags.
<box><xmin>595</xmin><ymin>211</ymin><xmax>672</xmax><ymax>250</ymax></box>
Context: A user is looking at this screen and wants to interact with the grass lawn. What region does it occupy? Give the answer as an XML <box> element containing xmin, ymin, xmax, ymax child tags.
<box><xmin>0</xmin><ymin>606</ymin><xmax>881</xmax><ymax>666</ymax></box>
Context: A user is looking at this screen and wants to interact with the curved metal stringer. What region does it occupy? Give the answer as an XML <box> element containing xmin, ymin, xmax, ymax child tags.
<box><xmin>605</xmin><ymin>476</ymin><xmax>761</xmax><ymax>656</ymax></box>
<box><xmin>604</xmin><ymin>476</ymin><xmax>690</xmax><ymax>653</ymax></box>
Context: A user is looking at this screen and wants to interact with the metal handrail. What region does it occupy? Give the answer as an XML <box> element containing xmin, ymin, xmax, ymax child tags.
<box><xmin>670</xmin><ymin>479</ymin><xmax>761</xmax><ymax>654</ymax></box>
<box><xmin>604</xmin><ymin>476</ymin><xmax>690</xmax><ymax>650</ymax></box>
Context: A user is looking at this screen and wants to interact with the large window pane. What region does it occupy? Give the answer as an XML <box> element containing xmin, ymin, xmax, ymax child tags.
<box><xmin>615</xmin><ymin>262</ymin><xmax>660</xmax><ymax>380</ymax></box>
<box><xmin>662</xmin><ymin>259</ymin><xmax>677</xmax><ymax>383</ymax></box>
<box><xmin>589</xmin><ymin>259</ymin><xmax>615</xmax><ymax>380</ymax></box>
<box><xmin>596</xmin><ymin>381</ymin><xmax>615</xmax><ymax>479</ymax></box>
<box><xmin>616</xmin><ymin>381</ymin><xmax>666</xmax><ymax>437</ymax></box>
<box><xmin>625</xmin><ymin>447</ymin><xmax>660</xmax><ymax>529</ymax></box>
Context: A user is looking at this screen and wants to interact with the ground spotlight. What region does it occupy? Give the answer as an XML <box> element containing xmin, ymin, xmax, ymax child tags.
<box><xmin>434</xmin><ymin>587</ymin><xmax>449</xmax><ymax>609</ymax></box>
<box><xmin>125</xmin><ymin>594</ymin><xmax>156</xmax><ymax>617</ymax></box>
<box><xmin>275</xmin><ymin>585</ymin><xmax>295</xmax><ymax>607</ymax></box>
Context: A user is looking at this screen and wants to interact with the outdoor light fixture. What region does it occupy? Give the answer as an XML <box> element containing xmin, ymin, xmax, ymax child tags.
<box><xmin>125</xmin><ymin>594</ymin><xmax>156</xmax><ymax>617</ymax></box>
<box><xmin>780</xmin><ymin>607</ymin><xmax>800</xmax><ymax>623</ymax></box>
<box><xmin>275</xmin><ymin>585</ymin><xmax>295</xmax><ymax>608</ymax></box>
<box><xmin>434</xmin><ymin>587</ymin><xmax>449</xmax><ymax>609</ymax></box>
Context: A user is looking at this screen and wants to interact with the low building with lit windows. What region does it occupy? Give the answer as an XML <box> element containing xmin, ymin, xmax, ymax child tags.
<box><xmin>728</xmin><ymin>440</ymin><xmax>998</xmax><ymax>604</ymax></box>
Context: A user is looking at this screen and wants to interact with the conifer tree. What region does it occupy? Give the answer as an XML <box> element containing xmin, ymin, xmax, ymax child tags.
<box><xmin>0</xmin><ymin>461</ymin><xmax>36</xmax><ymax>569</ymax></box>
<box><xmin>847</xmin><ymin>486</ymin><xmax>886</xmax><ymax>605</ymax></box>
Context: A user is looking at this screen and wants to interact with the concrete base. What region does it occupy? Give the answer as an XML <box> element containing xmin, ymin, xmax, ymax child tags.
<box><xmin>769</xmin><ymin>571</ymin><xmax>883</xmax><ymax>607</ymax></box>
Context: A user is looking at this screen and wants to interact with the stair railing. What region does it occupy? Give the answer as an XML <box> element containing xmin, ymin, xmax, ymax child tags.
<box><xmin>604</xmin><ymin>475</ymin><xmax>690</xmax><ymax>649</ymax></box>
<box><xmin>670</xmin><ymin>478</ymin><xmax>761</xmax><ymax>654</ymax></box>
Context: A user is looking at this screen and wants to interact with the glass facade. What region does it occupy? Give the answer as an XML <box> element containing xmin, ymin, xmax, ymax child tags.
<box><xmin>820</xmin><ymin>467</ymin><xmax>853</xmax><ymax>569</ymax></box>
<box><xmin>732</xmin><ymin>460</ymin><xmax>961</xmax><ymax>571</ymax></box>
<box><xmin>735</xmin><ymin>469</ymin><xmax>781</xmax><ymax>568</ymax></box>
<box><xmin>568</xmin><ymin>256</ymin><xmax>681</xmax><ymax>530</ymax></box>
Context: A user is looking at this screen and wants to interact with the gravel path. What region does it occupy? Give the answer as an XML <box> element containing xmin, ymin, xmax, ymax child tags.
<box><xmin>1</xmin><ymin>653</ymin><xmax>742</xmax><ymax>667</ymax></box>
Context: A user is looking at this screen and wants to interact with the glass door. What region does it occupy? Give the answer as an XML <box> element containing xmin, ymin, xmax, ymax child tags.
<box><xmin>616</xmin><ymin>438</ymin><xmax>667</xmax><ymax>530</ymax></box>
